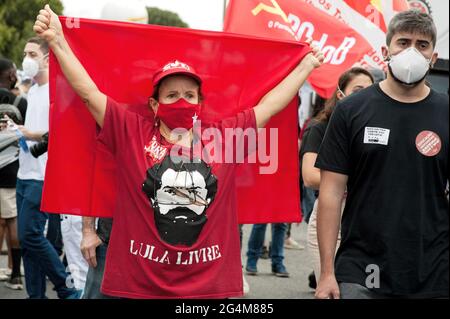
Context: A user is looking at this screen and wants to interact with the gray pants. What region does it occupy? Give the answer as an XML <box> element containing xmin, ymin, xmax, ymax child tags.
<box><xmin>339</xmin><ymin>283</ymin><xmax>387</xmax><ymax>299</ymax></box>
<box><xmin>82</xmin><ymin>243</ymin><xmax>118</xmax><ymax>299</ymax></box>
<box><xmin>339</xmin><ymin>282</ymin><xmax>449</xmax><ymax>299</ymax></box>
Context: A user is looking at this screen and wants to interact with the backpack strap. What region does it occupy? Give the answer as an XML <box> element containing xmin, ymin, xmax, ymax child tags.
<box><xmin>13</xmin><ymin>95</ymin><xmax>22</xmax><ymax>108</ymax></box>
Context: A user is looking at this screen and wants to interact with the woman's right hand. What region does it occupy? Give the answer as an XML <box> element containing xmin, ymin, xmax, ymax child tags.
<box><xmin>33</xmin><ymin>4</ymin><xmax>63</xmax><ymax>45</ymax></box>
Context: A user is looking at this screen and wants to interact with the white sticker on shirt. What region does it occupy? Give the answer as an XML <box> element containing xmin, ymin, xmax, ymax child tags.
<box><xmin>364</xmin><ymin>127</ymin><xmax>390</xmax><ymax>146</ymax></box>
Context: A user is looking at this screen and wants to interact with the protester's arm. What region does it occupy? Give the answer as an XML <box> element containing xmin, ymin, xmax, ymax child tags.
<box><xmin>302</xmin><ymin>152</ymin><xmax>321</xmax><ymax>190</ymax></box>
<box><xmin>253</xmin><ymin>42</ymin><xmax>324</xmax><ymax>128</ymax></box>
<box><xmin>17</xmin><ymin>126</ymin><xmax>46</xmax><ymax>142</ymax></box>
<box><xmin>1</xmin><ymin>115</ymin><xmax>45</xmax><ymax>141</ymax></box>
<box><xmin>80</xmin><ymin>217</ymin><xmax>102</xmax><ymax>268</ymax></box>
<box><xmin>34</xmin><ymin>5</ymin><xmax>107</xmax><ymax>127</ymax></box>
<box><xmin>315</xmin><ymin>170</ymin><xmax>347</xmax><ymax>299</ymax></box>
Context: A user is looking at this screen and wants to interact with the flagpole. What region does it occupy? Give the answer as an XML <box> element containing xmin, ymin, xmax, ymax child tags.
<box><xmin>223</xmin><ymin>0</ymin><xmax>227</xmax><ymax>25</ymax></box>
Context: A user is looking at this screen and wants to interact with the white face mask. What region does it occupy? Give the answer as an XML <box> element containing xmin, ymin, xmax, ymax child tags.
<box><xmin>22</xmin><ymin>55</ymin><xmax>47</xmax><ymax>78</ymax></box>
<box><xmin>22</xmin><ymin>57</ymin><xmax>39</xmax><ymax>78</ymax></box>
<box><xmin>388</xmin><ymin>47</ymin><xmax>431</xmax><ymax>85</ymax></box>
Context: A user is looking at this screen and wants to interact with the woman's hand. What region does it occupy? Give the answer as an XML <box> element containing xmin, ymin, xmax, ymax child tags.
<box><xmin>253</xmin><ymin>39</ymin><xmax>325</xmax><ymax>128</ymax></box>
<box><xmin>32</xmin><ymin>5</ymin><xmax>107</xmax><ymax>127</ymax></box>
<box><xmin>300</xmin><ymin>38</ymin><xmax>325</xmax><ymax>71</ymax></box>
<box><xmin>33</xmin><ymin>4</ymin><xmax>63</xmax><ymax>46</ymax></box>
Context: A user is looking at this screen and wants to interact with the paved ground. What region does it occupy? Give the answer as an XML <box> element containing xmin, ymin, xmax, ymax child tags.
<box><xmin>0</xmin><ymin>222</ymin><xmax>314</xmax><ymax>299</ymax></box>
<box><xmin>239</xmin><ymin>223</ymin><xmax>315</xmax><ymax>299</ymax></box>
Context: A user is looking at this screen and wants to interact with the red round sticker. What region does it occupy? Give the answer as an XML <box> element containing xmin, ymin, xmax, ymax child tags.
<box><xmin>415</xmin><ymin>131</ymin><xmax>442</xmax><ymax>157</ymax></box>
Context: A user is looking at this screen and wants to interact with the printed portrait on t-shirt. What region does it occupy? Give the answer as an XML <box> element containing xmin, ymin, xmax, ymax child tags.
<box><xmin>142</xmin><ymin>155</ymin><xmax>217</xmax><ymax>247</ymax></box>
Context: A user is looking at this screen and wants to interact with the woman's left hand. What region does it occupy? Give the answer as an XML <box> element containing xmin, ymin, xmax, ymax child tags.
<box><xmin>300</xmin><ymin>38</ymin><xmax>325</xmax><ymax>70</ymax></box>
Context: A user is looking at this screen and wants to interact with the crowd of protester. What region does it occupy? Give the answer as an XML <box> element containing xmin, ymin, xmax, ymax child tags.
<box><xmin>0</xmin><ymin>7</ymin><xmax>447</xmax><ymax>299</ymax></box>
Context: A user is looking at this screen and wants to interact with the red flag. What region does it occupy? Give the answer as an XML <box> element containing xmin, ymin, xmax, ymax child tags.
<box><xmin>42</xmin><ymin>17</ymin><xmax>308</xmax><ymax>224</ymax></box>
<box><xmin>224</xmin><ymin>0</ymin><xmax>374</xmax><ymax>98</ymax></box>
<box><xmin>343</xmin><ymin>0</ymin><xmax>410</xmax><ymax>32</ymax></box>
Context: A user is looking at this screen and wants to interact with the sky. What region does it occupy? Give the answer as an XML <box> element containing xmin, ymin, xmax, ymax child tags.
<box><xmin>61</xmin><ymin>0</ymin><xmax>227</xmax><ymax>31</ymax></box>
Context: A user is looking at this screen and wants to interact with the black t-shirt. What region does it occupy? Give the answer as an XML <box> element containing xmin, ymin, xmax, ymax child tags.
<box><xmin>300</xmin><ymin>119</ymin><xmax>328</xmax><ymax>197</ymax></box>
<box><xmin>316</xmin><ymin>83</ymin><xmax>449</xmax><ymax>298</ymax></box>
<box><xmin>300</xmin><ymin>119</ymin><xmax>328</xmax><ymax>157</ymax></box>
<box><xmin>0</xmin><ymin>89</ymin><xmax>27</xmax><ymax>188</ymax></box>
<box><xmin>97</xmin><ymin>218</ymin><xmax>113</xmax><ymax>244</ymax></box>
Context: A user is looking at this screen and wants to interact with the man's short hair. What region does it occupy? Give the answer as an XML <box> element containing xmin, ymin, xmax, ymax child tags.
<box><xmin>386</xmin><ymin>10</ymin><xmax>437</xmax><ymax>48</ymax></box>
<box><xmin>0</xmin><ymin>58</ymin><xmax>14</xmax><ymax>73</ymax></box>
<box><xmin>26</xmin><ymin>37</ymin><xmax>49</xmax><ymax>55</ymax></box>
<box><xmin>0</xmin><ymin>58</ymin><xmax>15</xmax><ymax>77</ymax></box>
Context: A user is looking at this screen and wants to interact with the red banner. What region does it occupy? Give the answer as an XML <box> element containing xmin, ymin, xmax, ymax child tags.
<box><xmin>224</xmin><ymin>0</ymin><xmax>374</xmax><ymax>98</ymax></box>
<box><xmin>42</xmin><ymin>17</ymin><xmax>309</xmax><ymax>223</ymax></box>
<box><xmin>343</xmin><ymin>0</ymin><xmax>410</xmax><ymax>32</ymax></box>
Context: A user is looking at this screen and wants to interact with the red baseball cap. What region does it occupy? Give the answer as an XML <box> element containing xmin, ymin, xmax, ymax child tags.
<box><xmin>152</xmin><ymin>60</ymin><xmax>202</xmax><ymax>87</ymax></box>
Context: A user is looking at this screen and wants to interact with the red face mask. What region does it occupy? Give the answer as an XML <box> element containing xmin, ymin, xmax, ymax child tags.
<box><xmin>157</xmin><ymin>98</ymin><xmax>201</xmax><ymax>130</ymax></box>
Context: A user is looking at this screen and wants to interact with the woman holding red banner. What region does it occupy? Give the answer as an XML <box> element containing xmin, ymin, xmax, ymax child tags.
<box><xmin>32</xmin><ymin>4</ymin><xmax>324</xmax><ymax>299</ymax></box>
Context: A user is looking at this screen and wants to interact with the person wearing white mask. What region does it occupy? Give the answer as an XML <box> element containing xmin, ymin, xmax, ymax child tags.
<box><xmin>13</xmin><ymin>37</ymin><xmax>80</xmax><ymax>299</ymax></box>
<box><xmin>315</xmin><ymin>10</ymin><xmax>448</xmax><ymax>299</ymax></box>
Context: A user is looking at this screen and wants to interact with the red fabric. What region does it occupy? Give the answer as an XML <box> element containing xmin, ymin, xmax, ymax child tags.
<box><xmin>42</xmin><ymin>17</ymin><xmax>309</xmax><ymax>224</ymax></box>
<box><xmin>299</xmin><ymin>117</ymin><xmax>312</xmax><ymax>141</ymax></box>
<box><xmin>157</xmin><ymin>99</ymin><xmax>201</xmax><ymax>130</ymax></box>
<box><xmin>343</xmin><ymin>0</ymin><xmax>389</xmax><ymax>32</ymax></box>
<box><xmin>97</xmin><ymin>97</ymin><xmax>254</xmax><ymax>298</ymax></box>
<box><xmin>343</xmin><ymin>0</ymin><xmax>410</xmax><ymax>32</ymax></box>
<box><xmin>224</xmin><ymin>0</ymin><xmax>374</xmax><ymax>98</ymax></box>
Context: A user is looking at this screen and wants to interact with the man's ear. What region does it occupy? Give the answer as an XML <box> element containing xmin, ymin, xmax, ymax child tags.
<box><xmin>431</xmin><ymin>52</ymin><xmax>439</xmax><ymax>68</ymax></box>
<box><xmin>43</xmin><ymin>54</ymin><xmax>50</xmax><ymax>68</ymax></box>
<box><xmin>9</xmin><ymin>70</ymin><xmax>17</xmax><ymax>84</ymax></box>
<box><xmin>337</xmin><ymin>90</ymin><xmax>345</xmax><ymax>101</ymax></box>
<box><xmin>149</xmin><ymin>97</ymin><xmax>159</xmax><ymax>115</ymax></box>
<box><xmin>381</xmin><ymin>46</ymin><xmax>390</xmax><ymax>61</ymax></box>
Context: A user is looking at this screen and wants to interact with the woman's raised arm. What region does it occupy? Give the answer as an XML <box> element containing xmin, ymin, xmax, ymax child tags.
<box><xmin>253</xmin><ymin>40</ymin><xmax>324</xmax><ymax>128</ymax></box>
<box><xmin>34</xmin><ymin>5</ymin><xmax>107</xmax><ymax>127</ymax></box>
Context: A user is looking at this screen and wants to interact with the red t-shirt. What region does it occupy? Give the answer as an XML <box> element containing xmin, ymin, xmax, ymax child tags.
<box><xmin>97</xmin><ymin>97</ymin><xmax>256</xmax><ymax>299</ymax></box>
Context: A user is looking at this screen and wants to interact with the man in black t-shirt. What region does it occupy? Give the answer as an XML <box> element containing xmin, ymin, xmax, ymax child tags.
<box><xmin>315</xmin><ymin>10</ymin><xmax>448</xmax><ymax>299</ymax></box>
<box><xmin>0</xmin><ymin>58</ymin><xmax>27</xmax><ymax>290</ymax></box>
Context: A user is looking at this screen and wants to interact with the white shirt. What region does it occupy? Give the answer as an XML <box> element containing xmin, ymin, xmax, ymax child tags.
<box><xmin>18</xmin><ymin>83</ymin><xmax>49</xmax><ymax>181</ymax></box>
<box><xmin>298</xmin><ymin>82</ymin><xmax>314</xmax><ymax>129</ymax></box>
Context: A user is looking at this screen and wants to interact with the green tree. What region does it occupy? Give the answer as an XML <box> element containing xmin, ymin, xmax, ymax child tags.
<box><xmin>0</xmin><ymin>0</ymin><xmax>63</xmax><ymax>66</ymax></box>
<box><xmin>146</xmin><ymin>7</ymin><xmax>189</xmax><ymax>28</ymax></box>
